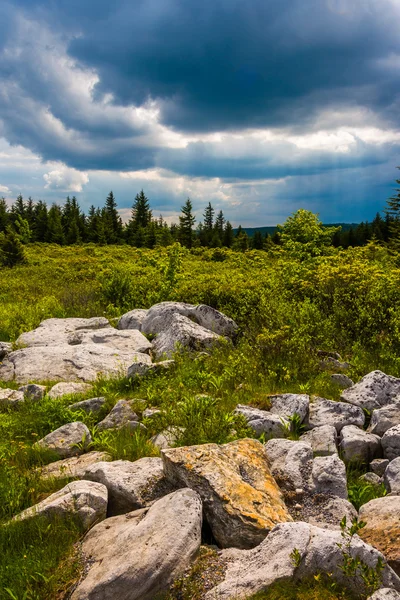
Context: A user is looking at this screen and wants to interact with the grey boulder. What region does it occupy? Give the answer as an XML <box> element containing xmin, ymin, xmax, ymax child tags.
<box><xmin>384</xmin><ymin>457</ymin><xmax>400</xmax><ymax>494</ymax></box>
<box><xmin>308</xmin><ymin>397</ymin><xmax>365</xmax><ymax>432</ymax></box>
<box><xmin>330</xmin><ymin>374</ymin><xmax>354</xmax><ymax>388</ymax></box>
<box><xmin>16</xmin><ymin>317</ymin><xmax>110</xmax><ymax>347</ymax></box>
<box><xmin>311</xmin><ymin>454</ymin><xmax>348</xmax><ymax>499</ymax></box>
<box><xmin>235</xmin><ymin>404</ymin><xmax>287</xmax><ymax>437</ymax></box>
<box><xmin>117</xmin><ymin>309</ymin><xmax>148</xmax><ymax>331</ymax></box>
<box><xmin>300</xmin><ymin>425</ymin><xmax>338</xmax><ymax>456</ymax></box>
<box><xmin>152</xmin><ymin>313</ymin><xmax>223</xmax><ymax>359</ymax></box>
<box><xmin>69</xmin><ymin>397</ymin><xmax>106</xmax><ymax>414</ymax></box>
<box><xmin>36</xmin><ymin>422</ymin><xmax>92</xmax><ymax>458</ymax></box>
<box><xmin>15</xmin><ymin>481</ymin><xmax>107</xmax><ymax>531</ymax></box>
<box><xmin>269</xmin><ymin>393</ymin><xmax>309</xmax><ymax>422</ymax></box>
<box><xmin>205</xmin><ymin>521</ymin><xmax>400</xmax><ymax>600</ymax></box>
<box><xmin>264</xmin><ymin>438</ymin><xmax>313</xmax><ymax>491</ymax></box>
<box><xmin>0</xmin><ymin>388</ymin><xmax>25</xmax><ymax>407</ymax></box>
<box><xmin>370</xmin><ymin>401</ymin><xmax>400</xmax><ymax>437</ymax></box>
<box><xmin>49</xmin><ymin>382</ymin><xmax>93</xmax><ymax>399</ymax></box>
<box><xmin>339</xmin><ymin>425</ymin><xmax>381</xmax><ymax>463</ymax></box>
<box><xmin>96</xmin><ymin>400</ymin><xmax>142</xmax><ymax>431</ymax></box>
<box><xmin>70</xmin><ymin>489</ymin><xmax>202</xmax><ymax>600</ymax></box>
<box><xmin>341</xmin><ymin>370</ymin><xmax>400</xmax><ymax>411</ymax></box>
<box><xmin>371</xmin><ymin>459</ymin><xmax>390</xmax><ymax>477</ymax></box>
<box><xmin>368</xmin><ymin>589</ymin><xmax>400</xmax><ymax>599</ymax></box>
<box><xmin>18</xmin><ymin>384</ymin><xmax>47</xmax><ymax>401</ymax></box>
<box><xmin>39</xmin><ymin>451</ymin><xmax>111</xmax><ymax>480</ymax></box>
<box><xmin>382</xmin><ymin>425</ymin><xmax>400</xmax><ymax>461</ymax></box>
<box><xmin>83</xmin><ymin>458</ymin><xmax>172</xmax><ymax>515</ymax></box>
<box><xmin>0</xmin><ymin>341</ymin><xmax>12</xmax><ymax>359</ymax></box>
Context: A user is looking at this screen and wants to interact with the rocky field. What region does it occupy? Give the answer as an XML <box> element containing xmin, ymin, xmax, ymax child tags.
<box><xmin>1</xmin><ymin>300</ymin><xmax>400</xmax><ymax>600</ymax></box>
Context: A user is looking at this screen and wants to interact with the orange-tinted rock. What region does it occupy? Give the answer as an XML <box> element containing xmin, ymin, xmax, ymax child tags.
<box><xmin>162</xmin><ymin>438</ymin><xmax>291</xmax><ymax>549</ymax></box>
<box><xmin>359</xmin><ymin>496</ymin><xmax>400</xmax><ymax>574</ymax></box>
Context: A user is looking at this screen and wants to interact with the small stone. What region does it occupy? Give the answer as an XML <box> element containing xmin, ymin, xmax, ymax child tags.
<box><xmin>48</xmin><ymin>382</ymin><xmax>93</xmax><ymax>399</ymax></box>
<box><xmin>97</xmin><ymin>400</ymin><xmax>139</xmax><ymax>431</ymax></box>
<box><xmin>0</xmin><ymin>388</ymin><xmax>25</xmax><ymax>407</ymax></box>
<box><xmin>359</xmin><ymin>472</ymin><xmax>382</xmax><ymax>486</ymax></box>
<box><xmin>36</xmin><ymin>422</ymin><xmax>92</xmax><ymax>458</ymax></box>
<box><xmin>235</xmin><ymin>404</ymin><xmax>287</xmax><ymax>437</ymax></box>
<box><xmin>320</xmin><ymin>357</ymin><xmax>350</xmax><ymax>371</ymax></box>
<box><xmin>330</xmin><ymin>374</ymin><xmax>354</xmax><ymax>388</ymax></box>
<box><xmin>370</xmin><ymin>458</ymin><xmax>390</xmax><ymax>477</ymax></box>
<box><xmin>369</xmin><ymin>401</ymin><xmax>400</xmax><ymax>437</ymax></box>
<box><xmin>269</xmin><ymin>393</ymin><xmax>309</xmax><ymax>422</ymax></box>
<box><xmin>143</xmin><ymin>408</ymin><xmax>162</xmax><ymax>419</ymax></box>
<box><xmin>69</xmin><ymin>397</ymin><xmax>106</xmax><ymax>414</ymax></box>
<box><xmin>151</xmin><ymin>426</ymin><xmax>184</xmax><ymax>449</ymax></box>
<box><xmin>18</xmin><ymin>384</ymin><xmax>47</xmax><ymax>401</ymax></box>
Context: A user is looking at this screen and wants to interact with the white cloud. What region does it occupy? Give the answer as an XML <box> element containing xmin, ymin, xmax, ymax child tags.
<box><xmin>0</xmin><ymin>184</ymin><xmax>11</xmax><ymax>194</ymax></box>
<box><xmin>43</xmin><ymin>164</ymin><xmax>89</xmax><ymax>192</ymax></box>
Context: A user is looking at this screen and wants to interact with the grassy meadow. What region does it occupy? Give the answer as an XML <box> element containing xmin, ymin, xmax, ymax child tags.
<box><xmin>1</xmin><ymin>240</ymin><xmax>400</xmax><ymax>598</ymax></box>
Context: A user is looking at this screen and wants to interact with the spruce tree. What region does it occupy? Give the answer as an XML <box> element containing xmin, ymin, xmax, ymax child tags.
<box><xmin>0</xmin><ymin>226</ymin><xmax>26</xmax><ymax>266</ymax></box>
<box><xmin>179</xmin><ymin>198</ymin><xmax>196</xmax><ymax>248</ymax></box>
<box><xmin>33</xmin><ymin>200</ymin><xmax>48</xmax><ymax>242</ymax></box>
<box><xmin>0</xmin><ymin>198</ymin><xmax>9</xmax><ymax>233</ymax></box>
<box><xmin>223</xmin><ymin>221</ymin><xmax>234</xmax><ymax>248</ymax></box>
<box><xmin>104</xmin><ymin>191</ymin><xmax>123</xmax><ymax>243</ymax></box>
<box><xmin>46</xmin><ymin>205</ymin><xmax>65</xmax><ymax>244</ymax></box>
<box><xmin>384</xmin><ymin>171</ymin><xmax>400</xmax><ymax>251</ymax></box>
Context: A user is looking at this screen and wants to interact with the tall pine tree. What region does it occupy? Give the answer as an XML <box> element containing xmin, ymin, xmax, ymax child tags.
<box><xmin>179</xmin><ymin>198</ymin><xmax>196</xmax><ymax>248</ymax></box>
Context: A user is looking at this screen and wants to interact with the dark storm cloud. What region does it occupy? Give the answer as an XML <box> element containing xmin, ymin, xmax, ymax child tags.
<box><xmin>25</xmin><ymin>0</ymin><xmax>400</xmax><ymax>132</ymax></box>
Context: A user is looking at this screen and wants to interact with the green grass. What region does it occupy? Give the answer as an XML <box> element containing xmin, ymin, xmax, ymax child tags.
<box><xmin>346</xmin><ymin>463</ymin><xmax>387</xmax><ymax>511</ymax></box>
<box><xmin>247</xmin><ymin>578</ymin><xmax>356</xmax><ymax>600</ymax></box>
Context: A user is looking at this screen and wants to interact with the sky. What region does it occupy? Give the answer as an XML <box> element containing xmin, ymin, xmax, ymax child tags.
<box><xmin>1</xmin><ymin>0</ymin><xmax>400</xmax><ymax>226</ymax></box>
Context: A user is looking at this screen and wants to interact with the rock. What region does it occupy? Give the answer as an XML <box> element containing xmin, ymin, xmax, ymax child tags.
<box><xmin>15</xmin><ymin>481</ymin><xmax>107</xmax><ymax>530</ymax></box>
<box><xmin>151</xmin><ymin>426</ymin><xmax>183</xmax><ymax>449</ymax></box>
<box><xmin>300</xmin><ymin>425</ymin><xmax>338</xmax><ymax>456</ymax></box>
<box><xmin>384</xmin><ymin>457</ymin><xmax>400</xmax><ymax>494</ymax></box>
<box><xmin>382</xmin><ymin>425</ymin><xmax>400</xmax><ymax>461</ymax></box>
<box><xmin>192</xmin><ymin>304</ymin><xmax>238</xmax><ymax>337</ymax></box>
<box><xmin>359</xmin><ymin>473</ymin><xmax>382</xmax><ymax>485</ymax></box>
<box><xmin>71</xmin><ymin>328</ymin><xmax>152</xmax><ymax>354</ymax></box>
<box><xmin>341</xmin><ymin>370</ymin><xmax>400</xmax><ymax>411</ymax></box>
<box><xmin>311</xmin><ymin>454</ymin><xmax>348</xmax><ymax>499</ymax></box>
<box><xmin>152</xmin><ymin>313</ymin><xmax>223</xmax><ymax>359</ymax></box>
<box><xmin>48</xmin><ymin>382</ymin><xmax>93</xmax><ymax>399</ymax></box>
<box><xmin>331</xmin><ymin>374</ymin><xmax>354</xmax><ymax>388</ymax></box>
<box><xmin>269</xmin><ymin>393</ymin><xmax>309</xmax><ymax>423</ymax></box>
<box><xmin>96</xmin><ymin>400</ymin><xmax>141</xmax><ymax>431</ymax></box>
<box><xmin>39</xmin><ymin>452</ymin><xmax>111</xmax><ymax>479</ymax></box>
<box><xmin>359</xmin><ymin>496</ymin><xmax>400</xmax><ymax>574</ymax></box>
<box><xmin>0</xmin><ymin>388</ymin><xmax>25</xmax><ymax>407</ymax></box>
<box><xmin>69</xmin><ymin>397</ymin><xmax>106</xmax><ymax>414</ymax></box>
<box><xmin>17</xmin><ymin>317</ymin><xmax>110</xmax><ymax>347</ymax></box>
<box><xmin>360</xmin><ymin>472</ymin><xmax>383</xmax><ymax>486</ymax></box>
<box><xmin>148</xmin><ymin>359</ymin><xmax>175</xmax><ymax>373</ymax></box>
<box><xmin>83</xmin><ymin>458</ymin><xmax>172</xmax><ymax>515</ymax></box>
<box><xmin>317</xmin><ymin>350</ymin><xmax>342</xmax><ymax>360</ymax></box>
<box><xmin>339</xmin><ymin>425</ymin><xmax>381</xmax><ymax>463</ymax></box>
<box><xmin>235</xmin><ymin>404</ymin><xmax>287</xmax><ymax>437</ymax></box>
<box><xmin>0</xmin><ymin>341</ymin><xmax>12</xmax><ymax>359</ymax></box>
<box><xmin>127</xmin><ymin>359</ymin><xmax>153</xmax><ymax>377</ymax></box>
<box><xmin>264</xmin><ymin>439</ymin><xmax>313</xmax><ymax>491</ymax></box>
<box><xmin>18</xmin><ymin>383</ymin><xmax>46</xmax><ymax>401</ymax></box>
<box><xmin>36</xmin><ymin>422</ymin><xmax>92</xmax><ymax>458</ymax></box>
<box><xmin>370</xmin><ymin>401</ymin><xmax>400</xmax><ymax>437</ymax></box>
<box><xmin>308</xmin><ymin>397</ymin><xmax>365</xmax><ymax>432</ymax></box>
<box><xmin>205</xmin><ymin>521</ymin><xmax>400</xmax><ymax>600</ymax></box>
<box><xmin>371</xmin><ymin>459</ymin><xmax>390</xmax><ymax>477</ymax></box>
<box><xmin>140</xmin><ymin>301</ymin><xmax>238</xmax><ymax>338</ymax></box>
<box><xmin>117</xmin><ymin>309</ymin><xmax>148</xmax><ymax>331</ymax></box>
<box><xmin>142</xmin><ymin>407</ymin><xmax>162</xmax><ymax>419</ymax></box>
<box><xmin>162</xmin><ymin>438</ymin><xmax>292</xmax><ymax>549</ymax></box>
<box><xmin>305</xmin><ymin>497</ymin><xmax>358</xmax><ymax>531</ymax></box>
<box><xmin>70</xmin><ymin>489</ymin><xmax>202</xmax><ymax>600</ymax></box>
<box><xmin>320</xmin><ymin>357</ymin><xmax>350</xmax><ymax>371</ymax></box>
<box><xmin>0</xmin><ymin>345</ymin><xmax>152</xmax><ymax>384</ymax></box>
<box><xmin>368</xmin><ymin>589</ymin><xmax>400</xmax><ymax>599</ymax></box>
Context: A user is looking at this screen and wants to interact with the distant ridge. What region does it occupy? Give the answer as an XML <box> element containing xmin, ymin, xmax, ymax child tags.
<box><xmin>234</xmin><ymin>223</ymin><xmax>360</xmax><ymax>237</ymax></box>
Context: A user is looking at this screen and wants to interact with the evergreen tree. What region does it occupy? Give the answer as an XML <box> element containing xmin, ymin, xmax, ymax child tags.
<box><xmin>131</xmin><ymin>190</ymin><xmax>152</xmax><ymax>229</ymax></box>
<box><xmin>33</xmin><ymin>200</ymin><xmax>48</xmax><ymax>242</ymax></box>
<box><xmin>46</xmin><ymin>204</ymin><xmax>65</xmax><ymax>244</ymax></box>
<box><xmin>104</xmin><ymin>191</ymin><xmax>123</xmax><ymax>243</ymax></box>
<box><xmin>252</xmin><ymin>230</ymin><xmax>264</xmax><ymax>250</ymax></box>
<box><xmin>0</xmin><ymin>226</ymin><xmax>26</xmax><ymax>266</ymax></box>
<box><xmin>223</xmin><ymin>221</ymin><xmax>234</xmax><ymax>248</ymax></box>
<box><xmin>384</xmin><ymin>171</ymin><xmax>400</xmax><ymax>251</ymax></box>
<box><xmin>179</xmin><ymin>198</ymin><xmax>196</xmax><ymax>248</ymax></box>
<box><xmin>215</xmin><ymin>210</ymin><xmax>225</xmax><ymax>235</ymax></box>
<box><xmin>12</xmin><ymin>194</ymin><xmax>26</xmax><ymax>219</ymax></box>
<box><xmin>0</xmin><ymin>198</ymin><xmax>9</xmax><ymax>233</ymax></box>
